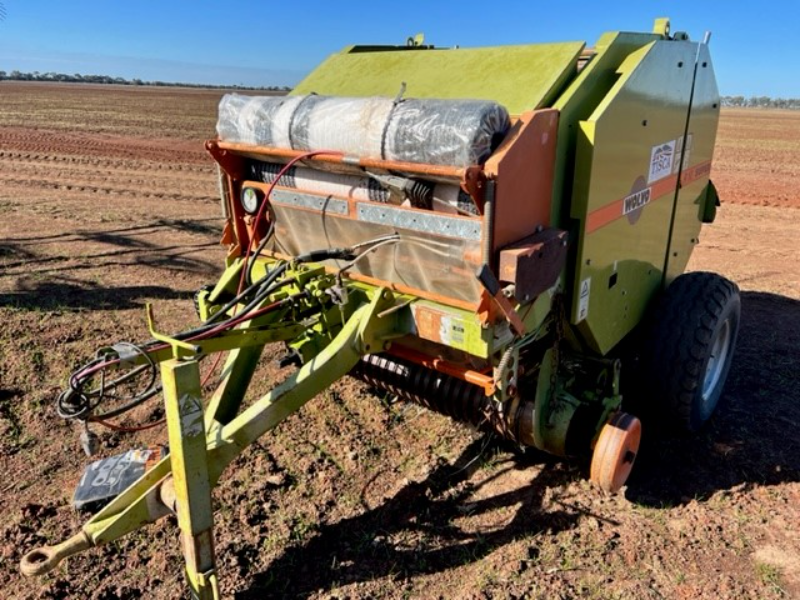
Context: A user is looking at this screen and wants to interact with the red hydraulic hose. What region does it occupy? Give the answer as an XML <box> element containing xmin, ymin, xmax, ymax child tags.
<box><xmin>84</xmin><ymin>150</ymin><xmax>343</xmax><ymax>432</ymax></box>
<box><xmin>86</xmin><ymin>297</ymin><xmax>292</xmax><ymax>431</ymax></box>
<box><xmin>237</xmin><ymin>149</ymin><xmax>343</xmax><ymax>292</ymax></box>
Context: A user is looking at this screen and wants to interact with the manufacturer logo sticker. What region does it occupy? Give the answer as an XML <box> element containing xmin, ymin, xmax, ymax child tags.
<box><xmin>623</xmin><ymin>187</ymin><xmax>651</xmax><ymax>216</ymax></box>
<box><xmin>623</xmin><ymin>176</ymin><xmax>650</xmax><ymax>225</ymax></box>
<box><xmin>648</xmin><ymin>139</ymin><xmax>676</xmax><ymax>183</ymax></box>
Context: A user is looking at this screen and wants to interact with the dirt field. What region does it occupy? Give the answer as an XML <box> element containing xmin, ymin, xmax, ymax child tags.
<box><xmin>713</xmin><ymin>108</ymin><xmax>800</xmax><ymax>210</ymax></box>
<box><xmin>0</xmin><ymin>82</ymin><xmax>798</xmax><ymax>599</ymax></box>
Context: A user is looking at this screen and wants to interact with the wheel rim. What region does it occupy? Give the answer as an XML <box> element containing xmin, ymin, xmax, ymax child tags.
<box><xmin>701</xmin><ymin>318</ymin><xmax>732</xmax><ymax>407</ymax></box>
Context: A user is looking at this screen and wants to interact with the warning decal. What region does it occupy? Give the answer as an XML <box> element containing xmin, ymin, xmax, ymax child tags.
<box><xmin>178</xmin><ymin>393</ymin><xmax>204</xmax><ymax>437</ymax></box>
<box><xmin>576</xmin><ymin>277</ymin><xmax>591</xmax><ymax>323</ymax></box>
<box><xmin>673</xmin><ymin>133</ymin><xmax>694</xmax><ymax>174</ymax></box>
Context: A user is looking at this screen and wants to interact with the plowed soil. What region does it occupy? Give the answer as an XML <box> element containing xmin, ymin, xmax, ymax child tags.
<box><xmin>713</xmin><ymin>108</ymin><xmax>800</xmax><ymax>210</ymax></box>
<box><xmin>1</xmin><ymin>82</ymin><xmax>798</xmax><ymax>600</ymax></box>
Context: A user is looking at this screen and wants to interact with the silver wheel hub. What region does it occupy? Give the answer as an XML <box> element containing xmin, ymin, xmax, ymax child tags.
<box><xmin>701</xmin><ymin>318</ymin><xmax>732</xmax><ymax>408</ymax></box>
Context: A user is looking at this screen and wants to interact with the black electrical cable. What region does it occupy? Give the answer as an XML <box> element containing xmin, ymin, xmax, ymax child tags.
<box><xmin>58</xmin><ymin>342</ymin><xmax>161</xmax><ymax>421</ymax></box>
<box><xmin>59</xmin><ymin>150</ymin><xmax>350</xmax><ymax>427</ymax></box>
<box><xmin>204</xmin><ymin>260</ymin><xmax>287</xmax><ymax>327</ymax></box>
<box><xmin>245</xmin><ymin>213</ymin><xmax>276</xmax><ymax>287</ymax></box>
<box><xmin>202</xmin><ymin>246</ymin><xmax>354</xmax><ymax>332</ymax></box>
<box><xmin>58</xmin><ymin>233</ymin><xmax>402</xmax><ymax>426</ymax></box>
<box><xmin>91</xmin><ymin>342</ymin><xmax>158</xmax><ymax>419</ymax></box>
<box><xmin>58</xmin><ymin>272</ymin><xmax>293</xmax><ymax>423</ymax></box>
<box><xmin>222</xmin><ymin>274</ymin><xmax>294</xmax><ymax>323</ymax></box>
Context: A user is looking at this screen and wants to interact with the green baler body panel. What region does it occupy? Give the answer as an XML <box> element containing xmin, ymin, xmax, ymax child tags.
<box><xmin>665</xmin><ymin>43</ymin><xmax>720</xmax><ymax>283</ymax></box>
<box><xmin>292</xmin><ymin>42</ymin><xmax>585</xmax><ymax>116</ymax></box>
<box><xmin>565</xmin><ymin>39</ymin><xmax>720</xmax><ymax>354</ymax></box>
<box><xmin>549</xmin><ymin>32</ymin><xmax>660</xmax><ymax>227</ymax></box>
<box><xmin>287</xmin><ymin>28</ymin><xmax>720</xmax><ymax>359</ymax></box>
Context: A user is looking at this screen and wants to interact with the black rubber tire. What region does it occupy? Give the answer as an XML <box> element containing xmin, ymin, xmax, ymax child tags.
<box><xmin>639</xmin><ymin>271</ymin><xmax>741</xmax><ymax>433</ymax></box>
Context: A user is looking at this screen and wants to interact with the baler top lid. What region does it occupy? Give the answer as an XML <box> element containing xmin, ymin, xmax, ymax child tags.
<box><xmin>293</xmin><ymin>41</ymin><xmax>586</xmax><ymax>116</ymax></box>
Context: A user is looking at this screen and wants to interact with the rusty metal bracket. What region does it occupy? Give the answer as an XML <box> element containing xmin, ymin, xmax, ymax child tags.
<box><xmin>205</xmin><ymin>140</ymin><xmax>246</xmax><ymax>179</ymax></box>
<box><xmin>475</xmin><ymin>264</ymin><xmax>526</xmax><ymax>336</ymax></box>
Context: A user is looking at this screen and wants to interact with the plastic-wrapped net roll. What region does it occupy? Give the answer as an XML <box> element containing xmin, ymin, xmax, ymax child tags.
<box><xmin>216</xmin><ymin>94</ymin><xmax>248</xmax><ymax>142</ymax></box>
<box><xmin>384</xmin><ymin>99</ymin><xmax>510</xmax><ymax>167</ymax></box>
<box><xmin>270</xmin><ymin>96</ymin><xmax>305</xmax><ymax>148</ymax></box>
<box><xmin>216</xmin><ymin>94</ymin><xmax>305</xmax><ymax>147</ymax></box>
<box><xmin>289</xmin><ymin>96</ymin><xmax>395</xmax><ymax>157</ymax></box>
<box><xmin>218</xmin><ymin>94</ymin><xmax>510</xmax><ymax>168</ymax></box>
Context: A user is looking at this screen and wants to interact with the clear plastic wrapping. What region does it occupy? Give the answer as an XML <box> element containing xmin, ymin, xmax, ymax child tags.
<box><xmin>216</xmin><ymin>94</ymin><xmax>304</xmax><ymax>147</ymax></box>
<box><xmin>217</xmin><ymin>94</ymin><xmax>510</xmax><ymax>168</ymax></box>
<box><xmin>384</xmin><ymin>99</ymin><xmax>510</xmax><ymax>167</ymax></box>
<box><xmin>268</xmin><ymin>203</ymin><xmax>483</xmax><ymax>304</ymax></box>
<box><xmin>290</xmin><ymin>96</ymin><xmax>395</xmax><ymax>157</ymax></box>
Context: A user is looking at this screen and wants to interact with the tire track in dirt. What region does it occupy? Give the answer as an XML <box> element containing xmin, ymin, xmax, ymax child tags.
<box><xmin>0</xmin><ymin>126</ymin><xmax>211</xmax><ymax>165</ymax></box>
<box><xmin>0</xmin><ymin>177</ymin><xmax>216</xmax><ymax>203</ymax></box>
<box><xmin>0</xmin><ymin>150</ymin><xmax>213</xmax><ymax>174</ymax></box>
<box><xmin>0</xmin><ymin>133</ymin><xmax>218</xmax><ymax>204</ymax></box>
<box><xmin>0</xmin><ymin>163</ymin><xmax>215</xmax><ymax>198</ymax></box>
<box><xmin>0</xmin><ymin>159</ymin><xmax>213</xmax><ymax>183</ymax></box>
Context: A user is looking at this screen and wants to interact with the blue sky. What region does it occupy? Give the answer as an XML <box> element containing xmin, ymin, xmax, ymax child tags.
<box><xmin>0</xmin><ymin>1</ymin><xmax>795</xmax><ymax>96</ymax></box>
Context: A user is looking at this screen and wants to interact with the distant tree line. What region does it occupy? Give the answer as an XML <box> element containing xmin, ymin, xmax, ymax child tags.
<box><xmin>0</xmin><ymin>72</ymin><xmax>795</xmax><ymax>105</ymax></box>
<box><xmin>721</xmin><ymin>95</ymin><xmax>800</xmax><ymax>110</ymax></box>
<box><xmin>0</xmin><ymin>70</ymin><xmax>291</xmax><ymax>91</ymax></box>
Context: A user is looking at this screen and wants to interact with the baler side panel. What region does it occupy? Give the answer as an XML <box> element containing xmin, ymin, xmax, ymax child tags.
<box><xmin>566</xmin><ymin>40</ymin><xmax>701</xmax><ymax>355</ymax></box>
<box><xmin>550</xmin><ymin>32</ymin><xmax>660</xmax><ymax>229</ymax></box>
<box><xmin>664</xmin><ymin>44</ymin><xmax>720</xmax><ymax>282</ymax></box>
<box><xmin>486</xmin><ymin>109</ymin><xmax>559</xmax><ymax>250</ymax></box>
<box><xmin>291</xmin><ymin>43</ymin><xmax>585</xmax><ymax>117</ymax></box>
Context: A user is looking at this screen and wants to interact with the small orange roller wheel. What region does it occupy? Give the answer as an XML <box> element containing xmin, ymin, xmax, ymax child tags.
<box><xmin>590</xmin><ymin>412</ymin><xmax>642</xmax><ymax>494</ymax></box>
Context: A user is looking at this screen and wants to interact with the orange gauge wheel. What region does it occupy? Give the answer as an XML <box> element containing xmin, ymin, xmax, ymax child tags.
<box><xmin>590</xmin><ymin>412</ymin><xmax>642</xmax><ymax>494</ymax></box>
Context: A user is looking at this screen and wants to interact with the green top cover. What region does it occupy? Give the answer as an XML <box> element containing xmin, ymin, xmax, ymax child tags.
<box><xmin>293</xmin><ymin>42</ymin><xmax>586</xmax><ymax>116</ymax></box>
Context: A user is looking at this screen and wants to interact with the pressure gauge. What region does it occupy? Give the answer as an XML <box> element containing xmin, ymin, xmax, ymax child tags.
<box><xmin>240</xmin><ymin>186</ymin><xmax>262</xmax><ymax>215</ymax></box>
